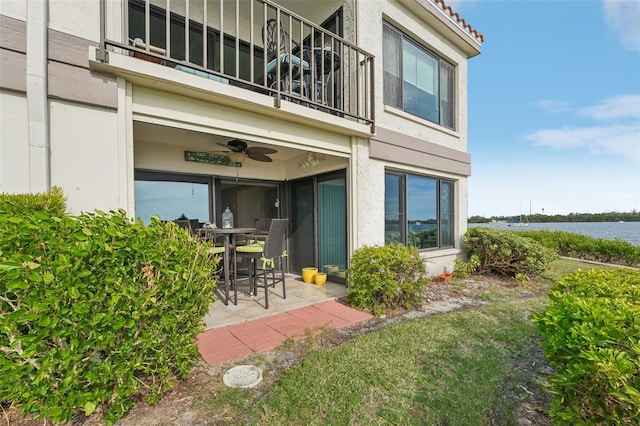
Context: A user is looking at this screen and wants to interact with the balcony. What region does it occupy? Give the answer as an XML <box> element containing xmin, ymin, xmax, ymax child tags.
<box><xmin>98</xmin><ymin>0</ymin><xmax>375</xmax><ymax>128</ymax></box>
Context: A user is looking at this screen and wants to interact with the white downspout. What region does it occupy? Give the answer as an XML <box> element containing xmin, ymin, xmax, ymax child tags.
<box><xmin>26</xmin><ymin>0</ymin><xmax>50</xmax><ymax>192</ymax></box>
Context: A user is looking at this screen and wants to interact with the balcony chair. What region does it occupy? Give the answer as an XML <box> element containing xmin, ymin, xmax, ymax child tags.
<box><xmin>234</xmin><ymin>218</ymin><xmax>288</xmax><ymax>309</ymax></box>
<box><xmin>312</xmin><ymin>43</ymin><xmax>341</xmax><ymax>105</ymax></box>
<box><xmin>263</xmin><ymin>19</ymin><xmax>310</xmax><ymax>97</ymax></box>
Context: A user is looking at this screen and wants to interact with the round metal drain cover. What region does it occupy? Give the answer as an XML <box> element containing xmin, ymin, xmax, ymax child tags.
<box><xmin>223</xmin><ymin>365</ymin><xmax>263</xmax><ymax>388</ymax></box>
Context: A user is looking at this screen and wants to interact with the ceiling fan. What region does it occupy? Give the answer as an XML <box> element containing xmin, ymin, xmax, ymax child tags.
<box><xmin>215</xmin><ymin>139</ymin><xmax>277</xmax><ymax>163</ymax></box>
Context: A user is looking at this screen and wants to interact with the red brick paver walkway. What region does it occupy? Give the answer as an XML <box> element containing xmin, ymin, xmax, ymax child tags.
<box><xmin>196</xmin><ymin>301</ymin><xmax>373</xmax><ymax>366</ymax></box>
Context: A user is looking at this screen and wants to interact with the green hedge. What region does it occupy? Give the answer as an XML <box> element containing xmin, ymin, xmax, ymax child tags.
<box><xmin>519</xmin><ymin>229</ymin><xmax>640</xmax><ymax>267</ymax></box>
<box><xmin>463</xmin><ymin>227</ymin><xmax>558</xmax><ymax>278</ymax></box>
<box><xmin>0</xmin><ymin>186</ymin><xmax>66</xmax><ymax>216</ymax></box>
<box><xmin>0</xmin><ymin>209</ymin><xmax>217</xmax><ymax>424</ymax></box>
<box><xmin>345</xmin><ymin>244</ymin><xmax>428</xmax><ymax>316</ymax></box>
<box><xmin>533</xmin><ymin>269</ymin><xmax>640</xmax><ymax>424</ymax></box>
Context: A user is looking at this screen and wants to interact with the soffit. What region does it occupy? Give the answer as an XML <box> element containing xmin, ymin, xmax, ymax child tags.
<box><xmin>398</xmin><ymin>0</ymin><xmax>483</xmax><ymax>58</ymax></box>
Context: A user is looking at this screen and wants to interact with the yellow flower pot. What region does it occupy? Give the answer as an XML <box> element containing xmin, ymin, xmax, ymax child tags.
<box><xmin>314</xmin><ymin>272</ymin><xmax>327</xmax><ymax>285</ymax></box>
<box><xmin>302</xmin><ymin>267</ymin><xmax>318</xmax><ymax>284</ymax></box>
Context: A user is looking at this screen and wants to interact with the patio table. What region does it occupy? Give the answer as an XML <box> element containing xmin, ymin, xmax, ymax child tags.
<box><xmin>198</xmin><ymin>227</ymin><xmax>255</xmax><ymax>305</ymax></box>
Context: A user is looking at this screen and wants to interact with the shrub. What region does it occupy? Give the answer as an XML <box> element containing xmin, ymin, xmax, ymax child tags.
<box><xmin>520</xmin><ymin>229</ymin><xmax>640</xmax><ymax>267</ymax></box>
<box><xmin>464</xmin><ymin>227</ymin><xmax>558</xmax><ymax>278</ymax></box>
<box><xmin>0</xmin><ymin>186</ymin><xmax>67</xmax><ymax>216</ymax></box>
<box><xmin>0</xmin><ymin>185</ymin><xmax>67</xmax><ymax>216</ymax></box>
<box><xmin>345</xmin><ymin>244</ymin><xmax>428</xmax><ymax>316</ymax></box>
<box><xmin>0</xmin><ymin>209</ymin><xmax>217</xmax><ymax>424</ymax></box>
<box><xmin>533</xmin><ymin>269</ymin><xmax>640</xmax><ymax>424</ymax></box>
<box><xmin>453</xmin><ymin>254</ymin><xmax>481</xmax><ymax>279</ymax></box>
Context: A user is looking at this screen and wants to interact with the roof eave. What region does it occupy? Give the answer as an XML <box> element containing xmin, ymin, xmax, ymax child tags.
<box><xmin>399</xmin><ymin>0</ymin><xmax>483</xmax><ymax>58</ymax></box>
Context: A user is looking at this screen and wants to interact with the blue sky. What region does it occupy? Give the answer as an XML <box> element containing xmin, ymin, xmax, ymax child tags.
<box><xmin>450</xmin><ymin>0</ymin><xmax>640</xmax><ymax>217</ymax></box>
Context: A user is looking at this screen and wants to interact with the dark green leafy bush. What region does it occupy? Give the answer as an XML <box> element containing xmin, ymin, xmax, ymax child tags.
<box><xmin>464</xmin><ymin>227</ymin><xmax>558</xmax><ymax>278</ymax></box>
<box><xmin>0</xmin><ymin>185</ymin><xmax>66</xmax><ymax>216</ymax></box>
<box><xmin>453</xmin><ymin>254</ymin><xmax>480</xmax><ymax>279</ymax></box>
<box><xmin>345</xmin><ymin>244</ymin><xmax>428</xmax><ymax>316</ymax></box>
<box><xmin>533</xmin><ymin>269</ymin><xmax>640</xmax><ymax>424</ymax></box>
<box><xmin>520</xmin><ymin>229</ymin><xmax>640</xmax><ymax>267</ymax></box>
<box><xmin>0</xmin><ymin>209</ymin><xmax>217</xmax><ymax>424</ymax></box>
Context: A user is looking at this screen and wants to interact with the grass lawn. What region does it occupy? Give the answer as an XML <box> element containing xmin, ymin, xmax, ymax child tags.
<box><xmin>539</xmin><ymin>257</ymin><xmax>620</xmax><ymax>283</ymax></box>
<box><xmin>255</xmin><ymin>298</ymin><xmax>547</xmax><ymax>425</ymax></box>
<box><xmin>205</xmin><ymin>258</ymin><xmax>612</xmax><ymax>425</ymax></box>
<box><xmin>107</xmin><ymin>258</ymin><xmax>620</xmax><ymax>426</ymax></box>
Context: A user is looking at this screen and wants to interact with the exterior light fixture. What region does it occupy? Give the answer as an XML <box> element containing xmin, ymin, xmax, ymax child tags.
<box><xmin>226</xmin><ymin>152</ymin><xmax>248</xmax><ymax>164</ymax></box>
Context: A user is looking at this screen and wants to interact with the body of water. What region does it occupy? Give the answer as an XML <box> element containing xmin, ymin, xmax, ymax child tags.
<box><xmin>469</xmin><ymin>222</ymin><xmax>640</xmax><ymax>246</ymax></box>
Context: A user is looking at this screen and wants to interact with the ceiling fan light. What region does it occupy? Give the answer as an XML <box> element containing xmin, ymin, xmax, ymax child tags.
<box><xmin>226</xmin><ymin>152</ymin><xmax>248</xmax><ymax>163</ymax></box>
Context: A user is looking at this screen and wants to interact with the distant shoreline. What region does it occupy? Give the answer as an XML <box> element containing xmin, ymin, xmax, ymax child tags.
<box><xmin>469</xmin><ymin>212</ymin><xmax>639</xmax><ymax>224</ymax></box>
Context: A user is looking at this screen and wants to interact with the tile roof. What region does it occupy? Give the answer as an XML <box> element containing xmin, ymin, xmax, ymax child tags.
<box><xmin>433</xmin><ymin>0</ymin><xmax>485</xmax><ymax>43</ymax></box>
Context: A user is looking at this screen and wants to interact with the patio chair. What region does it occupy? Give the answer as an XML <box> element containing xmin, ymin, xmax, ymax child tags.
<box><xmin>234</xmin><ymin>218</ymin><xmax>288</xmax><ymax>309</ymax></box>
<box><xmin>244</xmin><ymin>218</ymin><xmax>273</xmax><ymax>246</ymax></box>
<box><xmin>263</xmin><ymin>19</ymin><xmax>310</xmax><ymax>97</ymax></box>
<box><xmin>188</xmin><ymin>218</ymin><xmax>202</xmax><ymax>235</ymax></box>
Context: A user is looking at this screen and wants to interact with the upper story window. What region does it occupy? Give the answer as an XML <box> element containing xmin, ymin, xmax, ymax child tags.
<box><xmin>383</xmin><ymin>23</ymin><xmax>455</xmax><ymax>130</ymax></box>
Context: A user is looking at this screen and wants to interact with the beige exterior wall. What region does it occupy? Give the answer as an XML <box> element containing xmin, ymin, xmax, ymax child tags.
<box><xmin>0</xmin><ymin>90</ymin><xmax>30</xmax><ymax>194</ymax></box>
<box><xmin>0</xmin><ymin>91</ymin><xmax>123</xmax><ymax>214</ymax></box>
<box><xmin>1</xmin><ymin>0</ymin><xmax>99</xmax><ymax>41</ymax></box>
<box><xmin>352</xmin><ymin>0</ymin><xmax>474</xmax><ymax>267</ymax></box>
<box><xmin>49</xmin><ymin>100</ymin><xmax>122</xmax><ymax>215</ymax></box>
<box><xmin>49</xmin><ymin>0</ymin><xmax>101</xmax><ymax>42</ymax></box>
<box><xmin>0</xmin><ymin>0</ymin><xmax>26</xmax><ymax>20</ymax></box>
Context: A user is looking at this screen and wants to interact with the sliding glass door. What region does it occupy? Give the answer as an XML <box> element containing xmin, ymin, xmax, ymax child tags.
<box><xmin>289</xmin><ymin>178</ymin><xmax>315</xmax><ymax>273</ymax></box>
<box><xmin>318</xmin><ymin>175</ymin><xmax>347</xmax><ymax>278</ymax></box>
<box><xmin>288</xmin><ymin>171</ymin><xmax>347</xmax><ymax>282</ymax></box>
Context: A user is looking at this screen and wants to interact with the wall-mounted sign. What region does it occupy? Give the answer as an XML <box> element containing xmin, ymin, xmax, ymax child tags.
<box><xmin>184</xmin><ymin>151</ymin><xmax>241</xmax><ymax>167</ymax></box>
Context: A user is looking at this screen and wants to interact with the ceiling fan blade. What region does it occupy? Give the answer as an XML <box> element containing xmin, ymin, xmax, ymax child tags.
<box><xmin>227</xmin><ymin>139</ymin><xmax>248</xmax><ymax>152</ymax></box>
<box><xmin>216</xmin><ymin>142</ymin><xmax>233</xmax><ymax>151</ymax></box>
<box><xmin>245</xmin><ymin>146</ymin><xmax>278</xmax><ymax>155</ymax></box>
<box><xmin>248</xmin><ymin>152</ymin><xmax>273</xmax><ymax>162</ymax></box>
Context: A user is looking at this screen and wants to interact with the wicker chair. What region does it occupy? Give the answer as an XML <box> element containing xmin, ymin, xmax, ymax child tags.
<box><xmin>234</xmin><ymin>218</ymin><xmax>288</xmax><ymax>309</ymax></box>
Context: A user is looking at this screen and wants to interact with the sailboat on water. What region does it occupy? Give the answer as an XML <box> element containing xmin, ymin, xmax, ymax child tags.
<box><xmin>508</xmin><ymin>200</ymin><xmax>530</xmax><ymax>227</ymax></box>
<box><xmin>508</xmin><ymin>214</ymin><xmax>529</xmax><ymax>227</ymax></box>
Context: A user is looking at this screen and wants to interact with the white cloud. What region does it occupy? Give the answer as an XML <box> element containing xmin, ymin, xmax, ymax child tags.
<box><xmin>535</xmin><ymin>100</ymin><xmax>572</xmax><ymax>113</ymax></box>
<box><xmin>580</xmin><ymin>94</ymin><xmax>640</xmax><ymax>121</ymax></box>
<box><xmin>603</xmin><ymin>0</ymin><xmax>640</xmax><ymax>51</ymax></box>
<box><xmin>526</xmin><ymin>94</ymin><xmax>640</xmax><ymax>164</ymax></box>
<box><xmin>525</xmin><ymin>123</ymin><xmax>640</xmax><ymax>164</ymax></box>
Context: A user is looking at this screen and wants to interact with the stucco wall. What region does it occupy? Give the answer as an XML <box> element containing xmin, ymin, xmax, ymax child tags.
<box><xmin>49</xmin><ymin>0</ymin><xmax>101</xmax><ymax>42</ymax></box>
<box><xmin>49</xmin><ymin>100</ymin><xmax>121</xmax><ymax>215</ymax></box>
<box><xmin>1</xmin><ymin>0</ymin><xmax>101</xmax><ymax>42</ymax></box>
<box><xmin>353</xmin><ymin>0</ymin><xmax>471</xmax><ymax>271</ymax></box>
<box><xmin>0</xmin><ymin>1</ymin><xmax>26</xmax><ymax>20</ymax></box>
<box><xmin>0</xmin><ymin>90</ymin><xmax>30</xmax><ymax>194</ymax></box>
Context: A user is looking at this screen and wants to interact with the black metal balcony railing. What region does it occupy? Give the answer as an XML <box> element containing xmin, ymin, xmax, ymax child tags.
<box><xmin>99</xmin><ymin>0</ymin><xmax>374</xmax><ymax>128</ymax></box>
